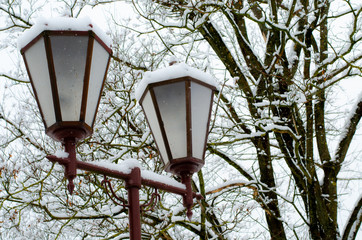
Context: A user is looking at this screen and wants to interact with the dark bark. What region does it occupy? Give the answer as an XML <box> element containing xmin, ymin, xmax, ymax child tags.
<box><xmin>342</xmin><ymin>195</ymin><xmax>362</xmax><ymax>240</ymax></box>
<box><xmin>255</xmin><ymin>135</ymin><xmax>287</xmax><ymax>240</ymax></box>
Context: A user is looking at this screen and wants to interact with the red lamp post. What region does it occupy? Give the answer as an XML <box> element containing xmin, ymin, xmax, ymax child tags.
<box><xmin>19</xmin><ymin>18</ymin><xmax>216</xmax><ymax>240</ymax></box>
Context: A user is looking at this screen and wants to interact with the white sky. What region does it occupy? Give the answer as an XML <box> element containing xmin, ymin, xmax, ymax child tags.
<box><xmin>0</xmin><ymin>1</ymin><xmax>361</xmax><ymax>238</ymax></box>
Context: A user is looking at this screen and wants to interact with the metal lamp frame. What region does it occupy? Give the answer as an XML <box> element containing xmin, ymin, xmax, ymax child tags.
<box><xmin>21</xmin><ymin>30</ymin><xmax>112</xmax><ymax>142</ymax></box>
<box><xmin>138</xmin><ymin>76</ymin><xmax>216</xmax><ymax>176</ymax></box>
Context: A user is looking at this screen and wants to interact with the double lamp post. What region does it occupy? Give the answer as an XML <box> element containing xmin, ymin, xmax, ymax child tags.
<box><xmin>19</xmin><ymin>17</ymin><xmax>217</xmax><ymax>239</ymax></box>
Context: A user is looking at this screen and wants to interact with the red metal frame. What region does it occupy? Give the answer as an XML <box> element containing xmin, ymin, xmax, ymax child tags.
<box><xmin>20</xmin><ymin>30</ymin><xmax>112</xmax><ymax>143</ymax></box>
<box><xmin>139</xmin><ymin>77</ymin><xmax>216</xmax><ymax>176</ymax></box>
<box><xmin>46</xmin><ymin>138</ymin><xmax>202</xmax><ymax>240</ymax></box>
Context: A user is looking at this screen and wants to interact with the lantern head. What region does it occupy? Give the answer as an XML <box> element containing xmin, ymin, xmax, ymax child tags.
<box><xmin>19</xmin><ymin>17</ymin><xmax>112</xmax><ymax>143</ymax></box>
<box><xmin>136</xmin><ymin>63</ymin><xmax>217</xmax><ymax>176</ymax></box>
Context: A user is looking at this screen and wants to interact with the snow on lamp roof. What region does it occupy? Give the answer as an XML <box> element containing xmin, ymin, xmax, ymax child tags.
<box><xmin>135</xmin><ymin>62</ymin><xmax>218</xmax><ymax>101</ymax></box>
<box><xmin>18</xmin><ymin>16</ymin><xmax>112</xmax><ymax>50</ymax></box>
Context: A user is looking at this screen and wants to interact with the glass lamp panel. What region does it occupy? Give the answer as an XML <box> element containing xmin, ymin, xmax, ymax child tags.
<box><xmin>50</xmin><ymin>35</ymin><xmax>88</xmax><ymax>121</ymax></box>
<box><xmin>85</xmin><ymin>40</ymin><xmax>110</xmax><ymax>126</ymax></box>
<box><xmin>142</xmin><ymin>92</ymin><xmax>169</xmax><ymax>165</ymax></box>
<box><xmin>191</xmin><ymin>82</ymin><xmax>213</xmax><ymax>159</ymax></box>
<box><xmin>24</xmin><ymin>38</ymin><xmax>56</xmax><ymax>127</ymax></box>
<box><xmin>153</xmin><ymin>81</ymin><xmax>187</xmax><ymax>159</ymax></box>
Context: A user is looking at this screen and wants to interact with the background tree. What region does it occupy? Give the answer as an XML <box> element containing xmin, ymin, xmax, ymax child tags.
<box><xmin>0</xmin><ymin>0</ymin><xmax>361</xmax><ymax>239</ymax></box>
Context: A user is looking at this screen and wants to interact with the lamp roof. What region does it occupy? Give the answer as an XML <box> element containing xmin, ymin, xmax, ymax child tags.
<box><xmin>135</xmin><ymin>62</ymin><xmax>218</xmax><ymax>101</ymax></box>
<box><xmin>18</xmin><ymin>16</ymin><xmax>112</xmax><ymax>50</ymax></box>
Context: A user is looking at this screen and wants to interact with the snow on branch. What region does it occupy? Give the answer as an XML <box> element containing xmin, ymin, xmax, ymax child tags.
<box><xmin>209</xmin><ymin>124</ymin><xmax>301</xmax><ymax>144</ymax></box>
<box><xmin>341</xmin><ymin>194</ymin><xmax>362</xmax><ymax>240</ymax></box>
<box><xmin>205</xmin><ymin>179</ymin><xmax>257</xmax><ymax>196</ymax></box>
<box><xmin>334</xmin><ymin>93</ymin><xmax>362</xmax><ymax>165</ymax></box>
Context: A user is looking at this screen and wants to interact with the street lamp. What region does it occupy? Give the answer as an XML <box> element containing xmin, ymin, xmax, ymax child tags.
<box><xmin>135</xmin><ymin>62</ymin><xmax>217</xmax><ymax>218</ymax></box>
<box><xmin>19</xmin><ymin>17</ymin><xmax>112</xmax><ymax>194</ymax></box>
<box><xmin>19</xmin><ymin>17</ymin><xmax>217</xmax><ymax>240</ymax></box>
<box><xmin>19</xmin><ymin>18</ymin><xmax>112</xmax><ymax>142</ymax></box>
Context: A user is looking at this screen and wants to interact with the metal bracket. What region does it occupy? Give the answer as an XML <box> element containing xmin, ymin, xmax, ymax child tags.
<box><xmin>101</xmin><ymin>175</ymin><xmax>129</xmax><ymax>209</ymax></box>
<box><xmin>141</xmin><ymin>189</ymin><xmax>161</xmax><ymax>212</ymax></box>
<box><xmin>101</xmin><ymin>175</ymin><xmax>161</xmax><ymax>212</ymax></box>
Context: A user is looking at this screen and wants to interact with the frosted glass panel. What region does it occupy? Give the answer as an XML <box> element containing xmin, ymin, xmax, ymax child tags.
<box><xmin>154</xmin><ymin>82</ymin><xmax>187</xmax><ymax>159</ymax></box>
<box><xmin>85</xmin><ymin>40</ymin><xmax>109</xmax><ymax>126</ymax></box>
<box><xmin>51</xmin><ymin>36</ymin><xmax>88</xmax><ymax>121</ymax></box>
<box><xmin>24</xmin><ymin>38</ymin><xmax>56</xmax><ymax>127</ymax></box>
<box><xmin>142</xmin><ymin>92</ymin><xmax>169</xmax><ymax>165</ymax></box>
<box><xmin>191</xmin><ymin>82</ymin><xmax>212</xmax><ymax>159</ymax></box>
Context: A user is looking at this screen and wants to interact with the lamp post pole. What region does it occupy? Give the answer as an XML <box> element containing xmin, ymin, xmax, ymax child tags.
<box><xmin>126</xmin><ymin>168</ymin><xmax>142</xmax><ymax>240</ymax></box>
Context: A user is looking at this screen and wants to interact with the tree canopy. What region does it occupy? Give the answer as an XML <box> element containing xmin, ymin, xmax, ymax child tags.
<box><xmin>0</xmin><ymin>0</ymin><xmax>361</xmax><ymax>239</ymax></box>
